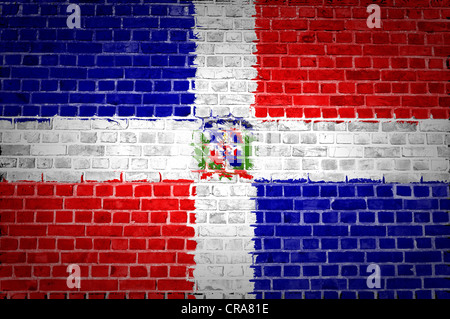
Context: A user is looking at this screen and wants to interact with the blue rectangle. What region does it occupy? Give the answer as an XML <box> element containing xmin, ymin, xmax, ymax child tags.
<box><xmin>1</xmin><ymin>1</ymin><xmax>197</xmax><ymax>118</ymax></box>
<box><xmin>251</xmin><ymin>180</ymin><xmax>449</xmax><ymax>299</ymax></box>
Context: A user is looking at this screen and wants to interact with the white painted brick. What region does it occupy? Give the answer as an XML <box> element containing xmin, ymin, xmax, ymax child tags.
<box><xmin>36</xmin><ymin>158</ymin><xmax>53</xmax><ymax>169</ymax></box>
<box><xmin>84</xmin><ymin>171</ymin><xmax>121</xmax><ymax>182</ymax></box>
<box><xmin>402</xmin><ymin>147</ymin><xmax>438</xmax><ymax>157</ymax></box>
<box><xmin>419</xmin><ymin>120</ymin><xmax>450</xmax><ymax>132</ymax></box>
<box><xmin>45</xmin><ymin>171</ymin><xmax>82</xmax><ymax>183</ymax></box>
<box><xmin>92</xmin><ymin>158</ymin><xmax>109</xmax><ymax>169</ymax></box>
<box><xmin>3</xmin><ymin>132</ymin><xmax>21</xmax><ymax>143</ymax></box>
<box><xmin>105</xmin><ymin>145</ymin><xmax>141</xmax><ymax>156</ymax></box>
<box><xmin>329</xmin><ymin>146</ymin><xmax>363</xmax><ymax>158</ymax></box>
<box><xmin>91</xmin><ymin>119</ymin><xmax>128</xmax><ymax>130</ymax></box>
<box><xmin>30</xmin><ymin>145</ymin><xmax>66</xmax><ymax>156</ymax></box>
<box><xmin>54</xmin><ymin>118</ymin><xmax>90</xmax><ymax>130</ymax></box>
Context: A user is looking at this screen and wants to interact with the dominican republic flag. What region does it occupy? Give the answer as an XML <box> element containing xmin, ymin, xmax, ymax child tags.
<box><xmin>0</xmin><ymin>0</ymin><xmax>449</xmax><ymax>299</ymax></box>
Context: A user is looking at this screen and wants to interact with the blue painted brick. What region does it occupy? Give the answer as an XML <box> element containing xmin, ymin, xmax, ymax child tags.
<box><xmin>432</xmin><ymin>186</ymin><xmax>448</xmax><ymax>197</ymax></box>
<box><xmin>388</xmin><ymin>225</ymin><xmax>422</xmax><ymax>236</ymax></box>
<box><xmin>283</xmin><ymin>212</ymin><xmax>300</xmax><ymax>223</ymax></box>
<box><xmin>358</xmin><ymin>292</ymin><xmax>375</xmax><ymax>299</ymax></box>
<box><xmin>264</xmin><ymin>266</ymin><xmax>281</xmax><ymax>277</ymax></box>
<box><xmin>275</xmin><ymin>225</ymin><xmax>311</xmax><ymax>237</ymax></box>
<box><xmin>322</xmin><ymin>265</ymin><xmax>339</xmax><ymax>276</ymax></box>
<box><xmin>405</xmin><ymin>199</ymin><xmax>438</xmax><ymax>210</ymax></box>
<box><xmin>254</xmin><ymin>225</ymin><xmax>274</xmax><ymax>237</ymax></box>
<box><xmin>414</xmin><ymin>186</ymin><xmax>430</xmax><ymax>197</ymax></box>
<box><xmin>311</xmin><ymin>279</ymin><xmax>347</xmax><ymax>290</ymax></box>
<box><xmin>322</xmin><ymin>211</ymin><xmax>338</xmax><ymax>223</ymax></box>
<box><xmin>359</xmin><ymin>211</ymin><xmax>375</xmax><ymax>223</ymax></box>
<box><xmin>341</xmin><ymin>238</ymin><xmax>357</xmax><ymax>249</ymax></box>
<box><xmin>265</xmin><ymin>212</ymin><xmax>281</xmax><ymax>223</ymax></box>
<box><xmin>397</xmin><ymin>238</ymin><xmax>414</xmax><ymax>249</ymax></box>
<box><xmin>415</xmin><ymin>291</ymin><xmax>432</xmax><ymax>299</ymax></box>
<box><xmin>341</xmin><ymin>265</ymin><xmax>358</xmax><ymax>276</ymax></box>
<box><xmin>340</xmin><ymin>212</ymin><xmax>357</xmax><ymax>223</ymax></box>
<box><xmin>432</xmin><ymin>211</ymin><xmax>449</xmax><ymax>223</ymax></box>
<box><xmin>379</xmin><ymin>238</ymin><xmax>396</xmax><ymax>249</ymax></box>
<box><xmin>284</xmin><ymin>266</ymin><xmax>300</xmax><ymax>277</ymax></box>
<box><xmin>284</xmin><ymin>239</ymin><xmax>301</xmax><ymax>250</ymax></box>
<box><xmin>350</xmin><ymin>225</ymin><xmax>386</xmax><ymax>236</ymax></box>
<box><xmin>376</xmin><ymin>185</ymin><xmax>393</xmax><ymax>197</ymax></box>
<box><xmin>266</xmin><ymin>185</ymin><xmax>282</xmax><ymax>197</ymax></box>
<box><xmin>258</xmin><ymin>199</ymin><xmax>293</xmax><ymax>211</ymax></box>
<box><xmin>338</xmin><ymin>185</ymin><xmax>355</xmax><ymax>197</ymax></box>
<box><xmin>377</xmin><ymin>213</ymin><xmax>394</xmax><ymax>229</ymax></box>
<box><xmin>332</xmin><ymin>199</ymin><xmax>366</xmax><ymax>210</ymax></box>
<box><xmin>396</xmin><ymin>211</ymin><xmax>412</xmax><ymax>223</ymax></box>
<box><xmin>416</xmin><ymin>238</ymin><xmax>432</xmax><ymax>249</ymax></box>
<box><xmin>273</xmin><ymin>279</ymin><xmax>309</xmax><ymax>290</ymax></box>
<box><xmin>328</xmin><ymin>252</ymin><xmax>364</xmax><ymax>262</ymax></box>
<box><xmin>416</xmin><ymin>265</ymin><xmax>432</xmax><ymax>276</ymax></box>
<box><xmin>425</xmin><ymin>225</ymin><xmax>450</xmax><ymax>236</ymax></box>
<box><xmin>320</xmin><ymin>185</ymin><xmax>337</xmax><ymax>197</ymax></box>
<box><xmin>414</xmin><ymin>212</ymin><xmax>430</xmax><ymax>223</ymax></box>
<box><xmin>360</xmin><ymin>238</ymin><xmax>376</xmax><ymax>249</ymax></box>
<box><xmin>295</xmin><ymin>199</ymin><xmax>330</xmax><ymax>210</ymax></box>
<box><xmin>303</xmin><ymin>212</ymin><xmax>320</xmax><ymax>223</ymax></box>
<box><xmin>387</xmin><ymin>278</ymin><xmax>422</xmax><ymax>289</ymax></box>
<box><xmin>302</xmin><ymin>185</ymin><xmax>319</xmax><ymax>197</ymax></box>
<box><xmin>264</xmin><ymin>238</ymin><xmax>280</xmax><ymax>250</ymax></box>
<box><xmin>302</xmin><ymin>238</ymin><xmax>319</xmax><ymax>249</ymax></box>
<box><xmin>440</xmin><ymin>199</ymin><xmax>450</xmax><ymax>210</ymax></box>
<box><xmin>405</xmin><ymin>251</ymin><xmax>442</xmax><ymax>263</ymax></box>
<box><xmin>321</xmin><ymin>238</ymin><xmax>338</xmax><ymax>249</ymax></box>
<box><xmin>303</xmin><ymin>265</ymin><xmax>319</xmax><ymax>276</ymax></box>
<box><xmin>313</xmin><ymin>225</ymin><xmax>348</xmax><ymax>236</ymax></box>
<box><xmin>368</xmin><ymin>199</ymin><xmax>402</xmax><ymax>210</ymax></box>
<box><xmin>291</xmin><ymin>252</ymin><xmax>326</xmax><ymax>263</ymax></box>
<box><xmin>357</xmin><ymin>185</ymin><xmax>374</xmax><ymax>196</ymax></box>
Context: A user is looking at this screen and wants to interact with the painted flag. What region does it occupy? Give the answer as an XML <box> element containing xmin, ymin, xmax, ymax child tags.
<box><xmin>0</xmin><ymin>0</ymin><xmax>449</xmax><ymax>300</ymax></box>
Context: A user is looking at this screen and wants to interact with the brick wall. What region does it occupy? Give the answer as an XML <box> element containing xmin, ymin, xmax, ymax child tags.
<box><xmin>0</xmin><ymin>0</ymin><xmax>449</xmax><ymax>299</ymax></box>
<box><xmin>252</xmin><ymin>0</ymin><xmax>450</xmax><ymax>119</ymax></box>
<box><xmin>252</xmin><ymin>180</ymin><xmax>449</xmax><ymax>299</ymax></box>
<box><xmin>0</xmin><ymin>180</ymin><xmax>196</xmax><ymax>299</ymax></box>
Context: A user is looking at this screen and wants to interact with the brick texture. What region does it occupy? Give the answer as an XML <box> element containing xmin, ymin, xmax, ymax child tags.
<box><xmin>0</xmin><ymin>181</ymin><xmax>196</xmax><ymax>299</ymax></box>
<box><xmin>0</xmin><ymin>1</ymin><xmax>197</xmax><ymax>117</ymax></box>
<box><xmin>252</xmin><ymin>180</ymin><xmax>450</xmax><ymax>299</ymax></box>
<box><xmin>252</xmin><ymin>0</ymin><xmax>450</xmax><ymax>119</ymax></box>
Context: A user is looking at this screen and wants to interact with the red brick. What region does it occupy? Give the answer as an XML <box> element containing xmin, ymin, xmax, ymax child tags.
<box><xmin>0</xmin><ymin>252</ymin><xmax>26</xmax><ymax>263</ymax></box>
<box><xmin>65</xmin><ymin>198</ymin><xmax>101</xmax><ymax>209</ymax></box>
<box><xmin>27</xmin><ymin>252</ymin><xmax>59</xmax><ymax>264</ymax></box>
<box><xmin>0</xmin><ymin>199</ymin><xmax>23</xmax><ymax>209</ymax></box>
<box><xmin>103</xmin><ymin>199</ymin><xmax>140</xmax><ymax>210</ymax></box>
<box><xmin>123</xmin><ymin>226</ymin><xmax>160</xmax><ymax>237</ymax></box>
<box><xmin>272</xmin><ymin>19</ymin><xmax>307</xmax><ymax>30</ymax></box>
<box><xmin>115</xmin><ymin>184</ymin><xmax>133</xmax><ymax>197</ymax></box>
<box><xmin>99</xmin><ymin>252</ymin><xmax>136</xmax><ymax>264</ymax></box>
<box><xmin>0</xmin><ymin>184</ymin><xmax>15</xmax><ymax>196</ymax></box>
<box><xmin>138</xmin><ymin>252</ymin><xmax>176</xmax><ymax>264</ymax></box>
<box><xmin>16</xmin><ymin>211</ymin><xmax>34</xmax><ymax>223</ymax></box>
<box><xmin>48</xmin><ymin>225</ymin><xmax>84</xmax><ymax>236</ymax></box>
<box><xmin>25</xmin><ymin>198</ymin><xmax>63</xmax><ymax>210</ymax></box>
<box><xmin>294</xmin><ymin>95</ymin><xmax>329</xmax><ymax>106</ymax></box>
<box><xmin>17</xmin><ymin>185</ymin><xmax>35</xmax><ymax>196</ymax></box>
<box><xmin>162</xmin><ymin>225</ymin><xmax>195</xmax><ymax>237</ymax></box>
<box><xmin>55</xmin><ymin>185</ymin><xmax>73</xmax><ymax>196</ymax></box>
<box><xmin>134</xmin><ymin>185</ymin><xmax>152</xmax><ymax>197</ymax></box>
<box><xmin>142</xmin><ymin>199</ymin><xmax>178</xmax><ymax>211</ymax></box>
<box><xmin>0</xmin><ymin>238</ymin><xmax>18</xmax><ymax>250</ymax></box>
<box><xmin>309</xmin><ymin>70</ymin><xmax>344</xmax><ymax>81</ymax></box>
<box><xmin>346</xmin><ymin>70</ymin><xmax>380</xmax><ymax>81</ymax></box>
<box><xmin>76</xmin><ymin>185</ymin><xmax>94</xmax><ymax>196</ymax></box>
<box><xmin>157</xmin><ymin>279</ymin><xmax>194</xmax><ymax>291</ymax></box>
<box><xmin>36</xmin><ymin>211</ymin><xmax>53</xmax><ymax>223</ymax></box>
<box><xmin>130</xmin><ymin>266</ymin><xmax>148</xmax><ymax>277</ymax></box>
<box><xmin>289</xmin><ymin>44</ymin><xmax>325</xmax><ymax>55</ymax></box>
<box><xmin>119</xmin><ymin>280</ymin><xmax>156</xmax><ymax>291</ymax></box>
<box><xmin>1</xmin><ymin>280</ymin><xmax>37</xmax><ymax>291</ymax></box>
<box><xmin>19</xmin><ymin>238</ymin><xmax>37</xmax><ymax>249</ymax></box>
<box><xmin>150</xmin><ymin>266</ymin><xmax>168</xmax><ymax>277</ymax></box>
<box><xmin>86</xmin><ymin>225</ymin><xmax>122</xmax><ymax>237</ymax></box>
<box><xmin>95</xmin><ymin>185</ymin><xmax>113</xmax><ymax>197</ymax></box>
<box><xmin>8</xmin><ymin>225</ymin><xmax>46</xmax><ymax>236</ymax></box>
<box><xmin>94</xmin><ymin>211</ymin><xmax>111</xmax><ymax>223</ymax></box>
